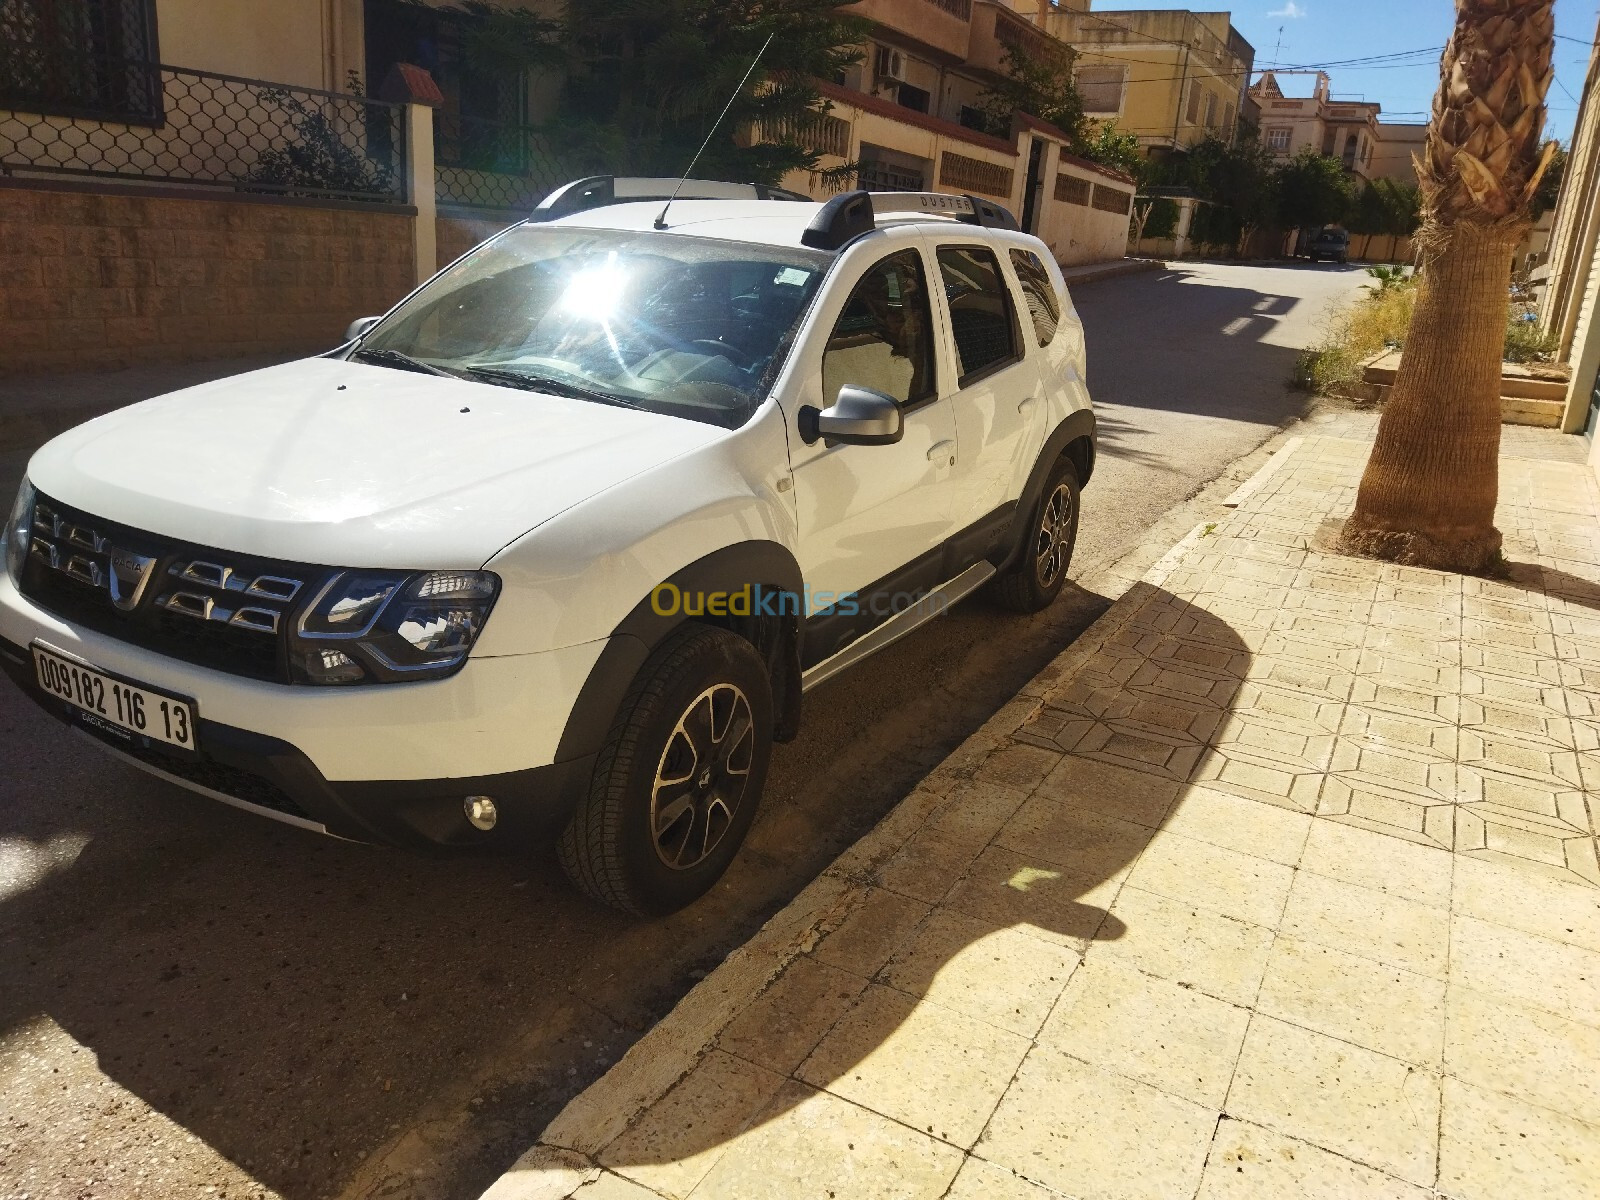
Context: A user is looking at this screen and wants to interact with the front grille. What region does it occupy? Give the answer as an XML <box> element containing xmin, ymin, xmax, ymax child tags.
<box><xmin>19</xmin><ymin>493</ymin><xmax>333</xmax><ymax>683</ymax></box>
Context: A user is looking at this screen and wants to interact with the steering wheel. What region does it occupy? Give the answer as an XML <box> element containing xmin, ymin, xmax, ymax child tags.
<box><xmin>691</xmin><ymin>338</ymin><xmax>755</xmax><ymax>368</ymax></box>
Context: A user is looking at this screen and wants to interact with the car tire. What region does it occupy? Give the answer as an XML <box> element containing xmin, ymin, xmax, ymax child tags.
<box><xmin>557</xmin><ymin>625</ymin><xmax>773</xmax><ymax>916</ymax></box>
<box><xmin>991</xmin><ymin>456</ymin><xmax>1081</xmax><ymax>614</ymax></box>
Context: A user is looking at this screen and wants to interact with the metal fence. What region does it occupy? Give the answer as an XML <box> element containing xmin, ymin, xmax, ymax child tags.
<box><xmin>433</xmin><ymin>110</ymin><xmax>570</xmax><ymax>211</ymax></box>
<box><xmin>0</xmin><ymin>53</ymin><xmax>407</xmax><ymax>204</ymax></box>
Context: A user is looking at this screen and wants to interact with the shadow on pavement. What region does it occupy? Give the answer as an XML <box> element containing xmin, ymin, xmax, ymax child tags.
<box><xmin>548</xmin><ymin>585</ymin><xmax>1251</xmax><ymax>1193</ymax></box>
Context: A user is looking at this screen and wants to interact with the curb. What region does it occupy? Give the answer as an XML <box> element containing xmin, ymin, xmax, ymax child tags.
<box><xmin>475</xmin><ymin>440</ymin><xmax>1297</xmax><ymax>1199</ymax></box>
<box><xmin>1221</xmin><ymin>435</ymin><xmax>1301</xmax><ymax>508</ymax></box>
<box><xmin>1060</xmin><ymin>257</ymin><xmax>1163</xmax><ymax>288</ymax></box>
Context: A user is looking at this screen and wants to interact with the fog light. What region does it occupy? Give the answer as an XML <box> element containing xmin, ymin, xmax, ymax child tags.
<box><xmin>464</xmin><ymin>795</ymin><xmax>498</xmax><ymax>831</ymax></box>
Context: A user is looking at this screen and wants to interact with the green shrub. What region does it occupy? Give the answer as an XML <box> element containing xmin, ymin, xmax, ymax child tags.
<box><xmin>1294</xmin><ymin>281</ymin><xmax>1417</xmax><ymax>395</ymax></box>
<box><xmin>1363</xmin><ymin>264</ymin><xmax>1412</xmax><ymax>294</ymax></box>
<box><xmin>1298</xmin><ymin>285</ymin><xmax>1560</xmax><ymax>392</ymax></box>
<box><xmin>1144</xmin><ymin>198</ymin><xmax>1179</xmax><ymax>240</ymax></box>
<box><xmin>1504</xmin><ymin>311</ymin><xmax>1558</xmax><ymax>363</ymax></box>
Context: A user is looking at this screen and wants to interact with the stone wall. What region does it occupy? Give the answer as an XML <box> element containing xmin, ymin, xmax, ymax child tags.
<box><xmin>0</xmin><ymin>182</ymin><xmax>415</xmax><ymax>375</ymax></box>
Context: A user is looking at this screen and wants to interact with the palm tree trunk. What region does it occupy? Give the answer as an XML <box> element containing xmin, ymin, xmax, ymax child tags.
<box><xmin>1339</xmin><ymin>223</ymin><xmax>1522</xmax><ymax>568</ymax></box>
<box><xmin>1338</xmin><ymin>0</ymin><xmax>1556</xmax><ymax>573</ymax></box>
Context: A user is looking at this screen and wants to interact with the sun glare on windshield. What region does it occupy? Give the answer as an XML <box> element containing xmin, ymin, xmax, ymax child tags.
<box><xmin>560</xmin><ymin>252</ymin><xmax>627</xmax><ymax>322</ymax></box>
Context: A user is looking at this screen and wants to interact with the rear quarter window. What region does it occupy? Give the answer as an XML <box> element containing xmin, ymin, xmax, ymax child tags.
<box><xmin>1009</xmin><ymin>249</ymin><xmax>1062</xmax><ymax>348</ymax></box>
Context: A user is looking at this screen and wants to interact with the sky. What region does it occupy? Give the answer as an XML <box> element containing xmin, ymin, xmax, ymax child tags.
<box><xmin>1089</xmin><ymin>0</ymin><xmax>1599</xmax><ymax>145</ymax></box>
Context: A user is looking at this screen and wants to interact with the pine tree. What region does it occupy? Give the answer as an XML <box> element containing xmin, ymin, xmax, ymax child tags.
<box><xmin>555</xmin><ymin>0</ymin><xmax>868</xmax><ymax>185</ymax></box>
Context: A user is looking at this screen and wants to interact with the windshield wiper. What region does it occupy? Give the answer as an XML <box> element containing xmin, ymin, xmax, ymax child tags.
<box><xmin>461</xmin><ymin>366</ymin><xmax>644</xmax><ymax>410</ymax></box>
<box><xmin>351</xmin><ymin>347</ymin><xmax>456</xmax><ymax>377</ymax></box>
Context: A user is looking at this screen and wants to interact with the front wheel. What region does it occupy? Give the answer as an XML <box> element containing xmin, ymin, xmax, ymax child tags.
<box><xmin>557</xmin><ymin>625</ymin><xmax>773</xmax><ymax>916</ymax></box>
<box><xmin>990</xmin><ymin>457</ymin><xmax>1081</xmax><ymax>613</ymax></box>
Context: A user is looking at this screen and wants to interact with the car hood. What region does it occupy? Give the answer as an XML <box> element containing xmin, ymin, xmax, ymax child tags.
<box><xmin>27</xmin><ymin>357</ymin><xmax>725</xmax><ymax>569</ymax></box>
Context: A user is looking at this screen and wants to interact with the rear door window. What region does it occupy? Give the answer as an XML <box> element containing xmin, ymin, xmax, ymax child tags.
<box><xmin>936</xmin><ymin>245</ymin><xmax>1021</xmax><ymax>385</ymax></box>
<box><xmin>1009</xmin><ymin>249</ymin><xmax>1061</xmax><ymax>348</ymax></box>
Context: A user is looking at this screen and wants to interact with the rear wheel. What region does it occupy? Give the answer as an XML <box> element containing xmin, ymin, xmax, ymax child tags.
<box><xmin>990</xmin><ymin>457</ymin><xmax>1080</xmax><ymax>614</ymax></box>
<box><xmin>557</xmin><ymin>625</ymin><xmax>773</xmax><ymax>916</ymax></box>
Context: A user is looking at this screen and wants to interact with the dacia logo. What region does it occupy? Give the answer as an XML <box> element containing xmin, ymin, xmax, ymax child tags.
<box><xmin>107</xmin><ymin>547</ymin><xmax>156</xmax><ymax>612</ymax></box>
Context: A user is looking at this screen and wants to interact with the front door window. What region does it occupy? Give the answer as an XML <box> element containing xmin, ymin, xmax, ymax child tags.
<box><xmin>821</xmin><ymin>249</ymin><xmax>936</xmax><ymax>408</ymax></box>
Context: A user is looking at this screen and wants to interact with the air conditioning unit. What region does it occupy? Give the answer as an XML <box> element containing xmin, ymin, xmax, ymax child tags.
<box><xmin>876</xmin><ymin>46</ymin><xmax>908</xmax><ymax>84</ymax></box>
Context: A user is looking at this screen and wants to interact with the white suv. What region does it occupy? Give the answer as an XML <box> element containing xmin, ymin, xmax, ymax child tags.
<box><xmin>1</xmin><ymin>178</ymin><xmax>1095</xmax><ymax>914</ymax></box>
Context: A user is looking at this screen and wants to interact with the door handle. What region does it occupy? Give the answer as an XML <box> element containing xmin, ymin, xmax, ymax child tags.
<box><xmin>927</xmin><ymin>440</ymin><xmax>956</xmax><ymax>466</ymax></box>
<box><xmin>1018</xmin><ymin>395</ymin><xmax>1039</xmax><ymax>414</ymax></box>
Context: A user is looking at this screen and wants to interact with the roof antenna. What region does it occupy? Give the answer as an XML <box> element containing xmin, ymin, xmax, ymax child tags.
<box><xmin>654</xmin><ymin>30</ymin><xmax>775</xmax><ymax>230</ymax></box>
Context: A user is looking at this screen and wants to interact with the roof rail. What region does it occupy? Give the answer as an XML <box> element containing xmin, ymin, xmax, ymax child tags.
<box><xmin>800</xmin><ymin>191</ymin><xmax>1019</xmax><ymax>251</ymax></box>
<box><xmin>528</xmin><ymin>176</ymin><xmax>809</xmax><ymax>222</ymax></box>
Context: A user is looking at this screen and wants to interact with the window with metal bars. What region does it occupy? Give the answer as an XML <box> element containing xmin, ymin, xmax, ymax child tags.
<box><xmin>938</xmin><ymin>151</ymin><xmax>1012</xmax><ymax>198</ymax></box>
<box><xmin>1054</xmin><ymin>173</ymin><xmax>1091</xmax><ymax>205</ymax></box>
<box><xmin>0</xmin><ymin>0</ymin><xmax>160</xmax><ymax>123</ymax></box>
<box><xmin>1090</xmin><ymin>184</ymin><xmax>1132</xmax><ymax>215</ymax></box>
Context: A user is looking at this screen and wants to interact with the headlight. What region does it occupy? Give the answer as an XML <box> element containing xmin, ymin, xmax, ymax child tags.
<box><xmin>4</xmin><ymin>480</ymin><xmax>35</xmax><ymax>588</ymax></box>
<box><xmin>290</xmin><ymin>569</ymin><xmax>499</xmax><ymax>685</ymax></box>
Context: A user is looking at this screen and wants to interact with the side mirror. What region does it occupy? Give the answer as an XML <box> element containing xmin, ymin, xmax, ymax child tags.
<box><xmin>344</xmin><ymin>315</ymin><xmax>381</xmax><ymax>342</ymax></box>
<box><xmin>798</xmin><ymin>385</ymin><xmax>904</xmax><ymax>447</ymax></box>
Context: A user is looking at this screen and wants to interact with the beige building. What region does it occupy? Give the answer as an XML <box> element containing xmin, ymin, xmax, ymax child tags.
<box><xmin>1247</xmin><ymin>69</ymin><xmax>1423</xmax><ymax>189</ymax></box>
<box><xmin>1537</xmin><ymin>9</ymin><xmax>1600</xmax><ymax>450</ymax></box>
<box><xmin>770</xmin><ymin>0</ymin><xmax>1137</xmax><ymax>265</ymax></box>
<box><xmin>1249</xmin><ymin>71</ymin><xmax>1381</xmax><ymax>179</ymax></box>
<box><xmin>1044</xmin><ymin>6</ymin><xmax>1255</xmax><ymax>157</ymax></box>
<box><xmin>1368</xmin><ymin>122</ymin><xmax>1426</xmax><ymax>187</ymax></box>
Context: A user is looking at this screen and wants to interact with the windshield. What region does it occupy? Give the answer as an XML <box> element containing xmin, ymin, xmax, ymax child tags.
<box><xmin>355</xmin><ymin>226</ymin><xmax>831</xmax><ymax>428</ymax></box>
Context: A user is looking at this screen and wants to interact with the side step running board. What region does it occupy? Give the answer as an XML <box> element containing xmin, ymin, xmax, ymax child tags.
<box><xmin>800</xmin><ymin>561</ymin><xmax>996</xmax><ymax>693</ymax></box>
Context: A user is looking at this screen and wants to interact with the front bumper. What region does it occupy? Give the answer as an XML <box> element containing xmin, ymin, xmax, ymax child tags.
<box><xmin>0</xmin><ymin>569</ymin><xmax>608</xmax><ymax>848</ymax></box>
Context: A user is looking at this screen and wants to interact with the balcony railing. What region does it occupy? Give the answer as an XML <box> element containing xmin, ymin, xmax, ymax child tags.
<box><xmin>0</xmin><ymin>51</ymin><xmax>407</xmax><ymax>204</ymax></box>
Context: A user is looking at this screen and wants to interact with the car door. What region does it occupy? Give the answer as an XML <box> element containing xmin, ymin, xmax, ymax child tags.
<box><xmin>931</xmin><ymin>241</ymin><xmax>1045</xmax><ymax>547</ymax></box>
<box><xmin>784</xmin><ymin>238</ymin><xmax>959</xmax><ymax>666</ymax></box>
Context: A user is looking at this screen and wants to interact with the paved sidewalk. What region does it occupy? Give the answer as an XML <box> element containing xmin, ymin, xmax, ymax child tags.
<box><xmin>484</xmin><ymin>425</ymin><xmax>1600</xmax><ymax>1200</ymax></box>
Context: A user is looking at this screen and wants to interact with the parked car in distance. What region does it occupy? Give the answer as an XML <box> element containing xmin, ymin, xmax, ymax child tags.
<box><xmin>1302</xmin><ymin>226</ymin><xmax>1350</xmax><ymax>264</ymax></box>
<box><xmin>0</xmin><ymin>178</ymin><xmax>1097</xmax><ymax>915</ymax></box>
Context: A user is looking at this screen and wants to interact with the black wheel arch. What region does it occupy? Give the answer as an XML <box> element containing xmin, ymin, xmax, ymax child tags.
<box><xmin>998</xmin><ymin>408</ymin><xmax>1095</xmax><ymax>575</ymax></box>
<box><xmin>554</xmin><ymin>541</ymin><xmax>806</xmax><ymax>766</ymax></box>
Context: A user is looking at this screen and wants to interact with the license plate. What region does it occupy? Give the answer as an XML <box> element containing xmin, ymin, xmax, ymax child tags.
<box><xmin>32</xmin><ymin>644</ymin><xmax>199</xmax><ymax>751</ymax></box>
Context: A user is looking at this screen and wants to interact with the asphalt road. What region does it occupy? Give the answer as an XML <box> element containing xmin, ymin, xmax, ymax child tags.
<box><xmin>0</xmin><ymin>261</ymin><xmax>1368</xmax><ymax>1200</ymax></box>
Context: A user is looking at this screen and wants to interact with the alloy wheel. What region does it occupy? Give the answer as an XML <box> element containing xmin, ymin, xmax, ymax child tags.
<box><xmin>650</xmin><ymin>683</ymin><xmax>755</xmax><ymax>870</ymax></box>
<box><xmin>1034</xmin><ymin>481</ymin><xmax>1076</xmax><ymax>589</ymax></box>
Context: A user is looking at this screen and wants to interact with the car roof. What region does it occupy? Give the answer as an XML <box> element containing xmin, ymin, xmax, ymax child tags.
<box><xmin>539</xmin><ymin>199</ymin><xmax>1038</xmax><ymax>256</ymax></box>
<box><xmin>543</xmin><ymin>200</ymin><xmax>827</xmax><ymax>251</ymax></box>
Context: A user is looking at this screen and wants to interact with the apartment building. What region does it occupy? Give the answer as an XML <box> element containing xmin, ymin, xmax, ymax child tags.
<box><xmin>773</xmin><ymin>0</ymin><xmax>1137</xmax><ymax>265</ymax></box>
<box><xmin>1041</xmin><ymin>6</ymin><xmax>1254</xmax><ymax>157</ymax></box>
<box><xmin>1249</xmin><ymin>71</ymin><xmax>1381</xmax><ymax>177</ymax></box>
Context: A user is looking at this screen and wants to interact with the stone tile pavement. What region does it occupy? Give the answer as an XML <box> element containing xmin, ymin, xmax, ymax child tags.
<box><xmin>483</xmin><ymin>429</ymin><xmax>1600</xmax><ymax>1200</ymax></box>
